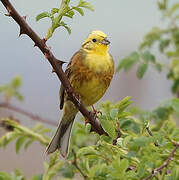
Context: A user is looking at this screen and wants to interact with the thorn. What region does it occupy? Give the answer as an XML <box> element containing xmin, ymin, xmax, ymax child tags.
<box><xmin>6</xmin><ymin>7</ymin><xmax>12</xmax><ymax>16</ymax></box>
<box><xmin>22</xmin><ymin>16</ymin><xmax>27</xmax><ymax>20</ymax></box>
<box><xmin>5</xmin><ymin>13</ymin><xmax>11</xmax><ymax>17</ymax></box>
<box><xmin>18</xmin><ymin>16</ymin><xmax>27</xmax><ymax>37</ymax></box>
<box><xmin>19</xmin><ymin>27</ymin><xmax>26</xmax><ymax>37</ymax></box>
<box><xmin>42</xmin><ymin>38</ymin><xmax>47</xmax><ymax>44</ymax></box>
<box><xmin>44</xmin><ymin>52</ymin><xmax>48</xmax><ymax>59</ymax></box>
<box><xmin>56</xmin><ymin>59</ymin><xmax>66</xmax><ymax>66</ymax></box>
<box><xmin>61</xmin><ymin>61</ymin><xmax>66</xmax><ymax>65</ymax></box>
<box><xmin>52</xmin><ymin>68</ymin><xmax>55</xmax><ymax>73</ymax></box>
<box><xmin>52</xmin><ymin>60</ymin><xmax>66</xmax><ymax>73</ymax></box>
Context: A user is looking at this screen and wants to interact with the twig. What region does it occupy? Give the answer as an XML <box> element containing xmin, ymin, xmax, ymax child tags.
<box><xmin>143</xmin><ymin>142</ymin><xmax>179</xmax><ymax>180</ymax></box>
<box><xmin>113</xmin><ymin>122</ymin><xmax>121</xmax><ymax>145</ymax></box>
<box><xmin>146</xmin><ymin>127</ymin><xmax>158</xmax><ymax>146</ymax></box>
<box><xmin>0</xmin><ymin>102</ymin><xmax>57</xmax><ymax>126</ymax></box>
<box><xmin>0</xmin><ymin>0</ymin><xmax>106</xmax><ymax>136</ymax></box>
<box><xmin>146</xmin><ymin>127</ymin><xmax>153</xmax><ymax>136</ymax></box>
<box><xmin>72</xmin><ymin>150</ymin><xmax>88</xmax><ymax>179</ymax></box>
<box><xmin>0</xmin><ymin>115</ymin><xmax>18</xmax><ymax>131</ymax></box>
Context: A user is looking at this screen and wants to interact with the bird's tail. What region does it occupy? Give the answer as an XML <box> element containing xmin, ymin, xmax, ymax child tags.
<box><xmin>46</xmin><ymin>101</ymin><xmax>78</xmax><ymax>157</ymax></box>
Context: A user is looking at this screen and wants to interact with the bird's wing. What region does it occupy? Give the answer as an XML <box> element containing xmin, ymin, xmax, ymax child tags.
<box><xmin>59</xmin><ymin>50</ymin><xmax>83</xmax><ymax>109</ymax></box>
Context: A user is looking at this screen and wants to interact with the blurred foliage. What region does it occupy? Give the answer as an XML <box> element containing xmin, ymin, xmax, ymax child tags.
<box><xmin>0</xmin><ymin>119</ymin><xmax>50</xmax><ymax>153</ymax></box>
<box><xmin>0</xmin><ymin>0</ymin><xmax>179</xmax><ymax>180</ymax></box>
<box><xmin>117</xmin><ymin>0</ymin><xmax>179</xmax><ymax>95</ymax></box>
<box><xmin>0</xmin><ymin>76</ymin><xmax>23</xmax><ymax>102</ymax></box>
<box><xmin>0</xmin><ymin>96</ymin><xmax>179</xmax><ymax>179</ymax></box>
<box><xmin>36</xmin><ymin>0</ymin><xmax>94</xmax><ymax>40</ymax></box>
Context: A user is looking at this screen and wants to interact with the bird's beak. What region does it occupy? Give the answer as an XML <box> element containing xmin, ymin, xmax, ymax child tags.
<box><xmin>101</xmin><ymin>38</ymin><xmax>110</xmax><ymax>45</ymax></box>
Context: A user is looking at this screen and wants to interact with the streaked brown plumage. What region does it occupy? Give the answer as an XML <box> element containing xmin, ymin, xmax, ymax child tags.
<box><xmin>46</xmin><ymin>30</ymin><xmax>114</xmax><ymax>157</ymax></box>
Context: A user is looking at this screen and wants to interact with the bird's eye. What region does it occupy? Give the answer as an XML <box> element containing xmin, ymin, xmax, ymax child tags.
<box><xmin>92</xmin><ymin>38</ymin><xmax>97</xmax><ymax>42</ymax></box>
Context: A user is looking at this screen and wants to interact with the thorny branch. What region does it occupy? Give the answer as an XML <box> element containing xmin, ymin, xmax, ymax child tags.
<box><xmin>143</xmin><ymin>142</ymin><xmax>179</xmax><ymax>180</ymax></box>
<box><xmin>0</xmin><ymin>0</ymin><xmax>107</xmax><ymax>136</ymax></box>
<box><xmin>0</xmin><ymin>102</ymin><xmax>57</xmax><ymax>126</ymax></box>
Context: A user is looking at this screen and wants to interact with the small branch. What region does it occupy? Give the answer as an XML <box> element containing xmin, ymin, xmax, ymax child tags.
<box><xmin>0</xmin><ymin>0</ymin><xmax>106</xmax><ymax>136</ymax></box>
<box><xmin>143</xmin><ymin>142</ymin><xmax>179</xmax><ymax>180</ymax></box>
<box><xmin>146</xmin><ymin>127</ymin><xmax>153</xmax><ymax>136</ymax></box>
<box><xmin>2</xmin><ymin>118</ymin><xmax>49</xmax><ymax>145</ymax></box>
<box><xmin>113</xmin><ymin>123</ymin><xmax>122</xmax><ymax>145</ymax></box>
<box><xmin>146</xmin><ymin>127</ymin><xmax>158</xmax><ymax>146</ymax></box>
<box><xmin>0</xmin><ymin>102</ymin><xmax>57</xmax><ymax>126</ymax></box>
<box><xmin>0</xmin><ymin>115</ymin><xmax>18</xmax><ymax>131</ymax></box>
<box><xmin>72</xmin><ymin>150</ymin><xmax>88</xmax><ymax>179</ymax></box>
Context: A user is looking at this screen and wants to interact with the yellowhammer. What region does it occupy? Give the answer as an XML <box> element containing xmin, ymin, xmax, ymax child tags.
<box><xmin>46</xmin><ymin>30</ymin><xmax>114</xmax><ymax>157</ymax></box>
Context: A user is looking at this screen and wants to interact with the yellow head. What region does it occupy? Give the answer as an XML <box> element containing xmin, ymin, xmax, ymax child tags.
<box><xmin>81</xmin><ymin>30</ymin><xmax>110</xmax><ymax>55</ymax></box>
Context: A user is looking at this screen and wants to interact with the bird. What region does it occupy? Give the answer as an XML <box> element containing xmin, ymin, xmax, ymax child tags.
<box><xmin>46</xmin><ymin>30</ymin><xmax>114</xmax><ymax>157</ymax></box>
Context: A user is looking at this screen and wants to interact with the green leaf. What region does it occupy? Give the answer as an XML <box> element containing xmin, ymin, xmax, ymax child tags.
<box><xmin>120</xmin><ymin>119</ymin><xmax>133</xmax><ymax>130</ymax></box>
<box><xmin>73</xmin><ymin>7</ymin><xmax>84</xmax><ymax>16</ymax></box>
<box><xmin>0</xmin><ymin>85</ymin><xmax>6</xmax><ymax>93</ymax></box>
<box><xmin>51</xmin><ymin>8</ymin><xmax>59</xmax><ymax>15</ymax></box>
<box><xmin>152</xmin><ymin>106</ymin><xmax>171</xmax><ymax>122</ymax></box>
<box><xmin>78</xmin><ymin>0</ymin><xmax>94</xmax><ymax>11</ymax></box>
<box><xmin>31</xmin><ymin>174</ymin><xmax>43</xmax><ymax>180</ymax></box>
<box><xmin>0</xmin><ymin>131</ymin><xmax>19</xmax><ymax>147</ymax></box>
<box><xmin>14</xmin><ymin>91</ymin><xmax>24</xmax><ymax>101</ymax></box>
<box><xmin>154</xmin><ymin>63</ymin><xmax>162</xmax><ymax>72</ymax></box>
<box><xmin>118</xmin><ymin>159</ymin><xmax>129</xmax><ymax>176</ymax></box>
<box><xmin>63</xmin><ymin>25</ymin><xmax>71</xmax><ymax>35</ymax></box>
<box><xmin>0</xmin><ymin>172</ymin><xmax>11</xmax><ymax>180</ymax></box>
<box><xmin>60</xmin><ymin>164</ymin><xmax>74</xmax><ymax>178</ymax></box>
<box><xmin>159</xmin><ymin>39</ymin><xmax>170</xmax><ymax>52</ymax></box>
<box><xmin>99</xmin><ymin>115</ymin><xmax>116</xmax><ymax>138</ymax></box>
<box><xmin>166</xmin><ymin>50</ymin><xmax>179</xmax><ymax>57</ymax></box>
<box><xmin>77</xmin><ymin>146</ymin><xmax>98</xmax><ymax>157</ymax></box>
<box><xmin>11</xmin><ymin>76</ymin><xmax>22</xmax><ymax>88</ymax></box>
<box><xmin>57</xmin><ymin>21</ymin><xmax>71</xmax><ymax>34</ymax></box>
<box><xmin>65</xmin><ymin>10</ymin><xmax>75</xmax><ymax>18</ymax></box>
<box><xmin>39</xmin><ymin>127</ymin><xmax>51</xmax><ymax>134</ymax></box>
<box><xmin>132</xmin><ymin>136</ymin><xmax>150</xmax><ymax>148</ymax></box>
<box><xmin>110</xmin><ymin>108</ymin><xmax>118</xmax><ymax>118</ymax></box>
<box><xmin>171</xmin><ymin>98</ymin><xmax>179</xmax><ymax>113</ymax></box>
<box><xmin>117</xmin><ymin>52</ymin><xmax>140</xmax><ymax>72</ymax></box>
<box><xmin>24</xmin><ymin>139</ymin><xmax>34</xmax><ymax>150</ymax></box>
<box><xmin>141</xmin><ymin>50</ymin><xmax>155</xmax><ymax>63</ymax></box>
<box><xmin>114</xmin><ymin>96</ymin><xmax>132</xmax><ymax>114</ymax></box>
<box><xmin>36</xmin><ymin>12</ymin><xmax>50</xmax><ymax>21</ymax></box>
<box><xmin>139</xmin><ymin>27</ymin><xmax>161</xmax><ymax>49</ymax></box>
<box><xmin>157</xmin><ymin>0</ymin><xmax>168</xmax><ymax>10</ymax></box>
<box><xmin>168</xmin><ymin>3</ymin><xmax>179</xmax><ymax>16</ymax></box>
<box><xmin>16</xmin><ymin>136</ymin><xmax>27</xmax><ymax>153</ymax></box>
<box><xmin>136</xmin><ymin>63</ymin><xmax>148</xmax><ymax>79</ymax></box>
<box><xmin>120</xmin><ymin>118</ymin><xmax>140</xmax><ymax>133</ymax></box>
<box><xmin>85</xmin><ymin>123</ymin><xmax>91</xmax><ymax>134</ymax></box>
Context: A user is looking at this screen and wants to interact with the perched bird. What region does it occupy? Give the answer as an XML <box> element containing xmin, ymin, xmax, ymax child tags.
<box><xmin>46</xmin><ymin>30</ymin><xmax>114</xmax><ymax>157</ymax></box>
